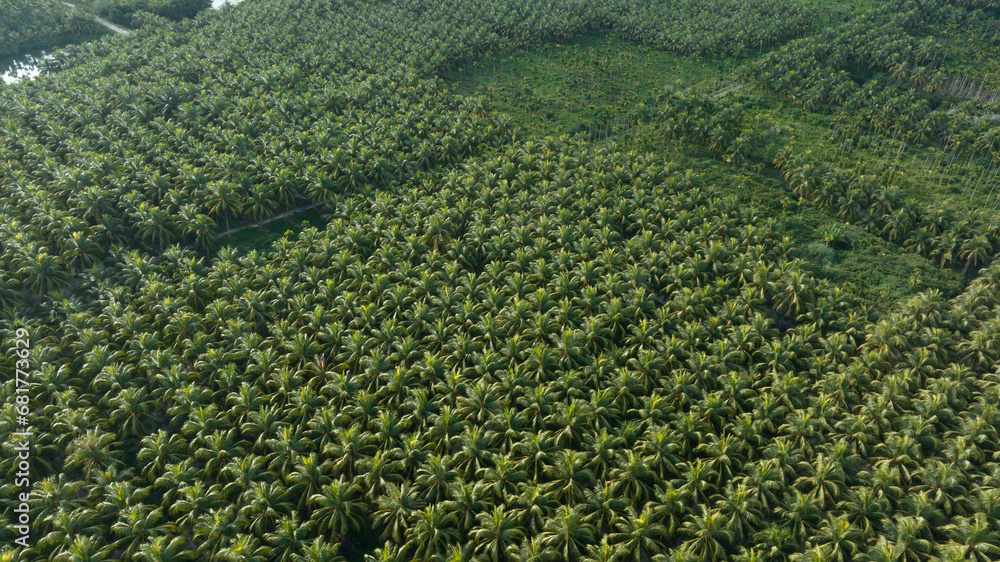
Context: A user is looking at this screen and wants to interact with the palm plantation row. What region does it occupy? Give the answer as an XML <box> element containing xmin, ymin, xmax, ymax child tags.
<box><xmin>0</xmin><ymin>0</ymin><xmax>809</xmax><ymax>304</ymax></box>
<box><xmin>1</xmin><ymin>136</ymin><xmax>999</xmax><ymax>559</ymax></box>
<box><xmin>0</xmin><ymin>0</ymin><xmax>999</xmax><ymax>560</ymax></box>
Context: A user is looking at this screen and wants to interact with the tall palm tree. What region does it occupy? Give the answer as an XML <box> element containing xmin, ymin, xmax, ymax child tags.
<box><xmin>810</xmin><ymin>516</ymin><xmax>859</xmax><ymax>562</ymax></box>
<box><xmin>206</xmin><ymin>181</ymin><xmax>244</xmax><ymax>232</ymax></box>
<box><xmin>680</xmin><ymin>511</ymin><xmax>733</xmax><ymax>561</ymax></box>
<box><xmin>308</xmin><ymin>477</ymin><xmax>367</xmax><ymax>542</ymax></box>
<box><xmin>941</xmin><ymin>515</ymin><xmax>1000</xmax><ymax>562</ymax></box>
<box><xmin>471</xmin><ymin>507</ymin><xmax>526</xmax><ymax>562</ymax></box>
<box><xmin>609</xmin><ymin>506</ymin><xmax>669</xmax><ymax>561</ymax></box>
<box><xmin>884</xmin><ymin>516</ymin><xmax>934</xmax><ymax>562</ymax></box>
<box><xmin>64</xmin><ymin>429</ymin><xmax>122</xmax><ymax>477</ymax></box>
<box><xmin>539</xmin><ymin>506</ymin><xmax>595</xmax><ymax>562</ymax></box>
<box><xmin>373</xmin><ymin>483</ymin><xmax>423</xmax><ymax>544</ymax></box>
<box><xmin>404</xmin><ymin>506</ymin><xmax>459</xmax><ymax>560</ymax></box>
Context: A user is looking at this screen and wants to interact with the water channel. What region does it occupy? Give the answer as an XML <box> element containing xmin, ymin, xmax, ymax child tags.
<box><xmin>1</xmin><ymin>0</ymin><xmax>243</xmax><ymax>84</ymax></box>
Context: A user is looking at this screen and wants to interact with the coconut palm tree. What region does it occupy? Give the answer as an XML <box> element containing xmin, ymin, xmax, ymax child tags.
<box><xmin>404</xmin><ymin>506</ymin><xmax>459</xmax><ymax>560</ymax></box>
<box><xmin>471</xmin><ymin>507</ymin><xmax>526</xmax><ymax>562</ymax></box>
<box><xmin>681</xmin><ymin>511</ymin><xmax>733</xmax><ymax>561</ymax></box>
<box><xmin>308</xmin><ymin>477</ymin><xmax>367</xmax><ymax>542</ymax></box>
<box><xmin>608</xmin><ymin>506</ymin><xmax>669</xmax><ymax>561</ymax></box>
<box><xmin>539</xmin><ymin>506</ymin><xmax>595</xmax><ymax>562</ymax></box>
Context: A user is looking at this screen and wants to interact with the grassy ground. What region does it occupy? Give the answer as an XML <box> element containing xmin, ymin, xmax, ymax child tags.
<box><xmin>448</xmin><ymin>33</ymin><xmax>736</xmax><ymax>141</ymax></box>
<box><xmin>215</xmin><ymin>208</ymin><xmax>327</xmax><ymax>256</ymax></box>
<box><xmin>690</xmin><ymin>153</ymin><xmax>966</xmax><ymax>311</ymax></box>
<box><xmin>796</xmin><ymin>0</ymin><xmax>883</xmax><ymax>28</ymax></box>
<box><xmin>447</xmin><ymin>32</ymin><xmax>969</xmax><ymax>314</ymax></box>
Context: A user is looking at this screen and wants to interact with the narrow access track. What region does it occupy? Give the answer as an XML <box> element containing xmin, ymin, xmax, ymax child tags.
<box><xmin>60</xmin><ymin>1</ymin><xmax>130</xmax><ymax>35</ymax></box>
<box><xmin>711</xmin><ymin>82</ymin><xmax>744</xmax><ymax>99</ymax></box>
<box><xmin>216</xmin><ymin>203</ymin><xmax>326</xmax><ymax>239</ymax></box>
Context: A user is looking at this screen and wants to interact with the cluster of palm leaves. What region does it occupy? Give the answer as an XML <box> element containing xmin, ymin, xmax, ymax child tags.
<box><xmin>774</xmin><ymin>148</ymin><xmax>1000</xmax><ymax>274</ymax></box>
<box><xmin>0</xmin><ymin>0</ymin><xmax>100</xmax><ymax>57</ymax></box>
<box><xmin>654</xmin><ymin>87</ymin><xmax>758</xmax><ymax>166</ymax></box>
<box><xmin>742</xmin><ymin>1</ymin><xmax>973</xmax><ymax>111</ymax></box>
<box><xmin>832</xmin><ymin>82</ymin><xmax>1000</xmax><ymax>159</ymax></box>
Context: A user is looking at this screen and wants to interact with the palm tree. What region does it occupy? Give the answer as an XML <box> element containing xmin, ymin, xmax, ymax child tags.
<box><xmin>609</xmin><ymin>506</ymin><xmax>669</xmax><ymax>561</ymax></box>
<box><xmin>293</xmin><ymin>537</ymin><xmax>345</xmax><ymax>562</ymax></box>
<box><xmin>215</xmin><ymin>534</ymin><xmax>273</xmax><ymax>562</ymax></box>
<box><xmin>24</xmin><ymin>252</ymin><xmax>70</xmax><ymax>296</ymax></box>
<box><xmin>373</xmin><ymin>483</ymin><xmax>423</xmax><ymax>544</ymax></box>
<box><xmin>52</xmin><ymin>535</ymin><xmax>111</xmax><ymax>562</ymax></box>
<box><xmin>779</xmin><ymin>491</ymin><xmax>821</xmax><ymax>545</ymax></box>
<box><xmin>471</xmin><ymin>507</ymin><xmax>526</xmax><ymax>562</ymax></box>
<box><xmin>513</xmin><ymin>484</ymin><xmax>558</xmax><ymax>536</ymax></box>
<box><xmin>133</xmin><ymin>536</ymin><xmax>196</xmax><ymax>561</ymax></box>
<box><xmin>959</xmin><ymin>235</ymin><xmax>992</xmax><ymax>274</ymax></box>
<box><xmin>810</xmin><ymin>516</ymin><xmax>859</xmax><ymax>562</ymax></box>
<box><xmin>309</xmin><ymin>477</ymin><xmax>367</xmax><ymax>542</ymax></box>
<box><xmin>507</xmin><ymin>537</ymin><xmax>557</xmax><ymax>562</ymax></box>
<box><xmin>714</xmin><ymin>484</ymin><xmax>763</xmax><ymax>543</ymax></box>
<box><xmin>265</xmin><ymin>515</ymin><xmax>314</xmax><ymax>562</ymax></box>
<box><xmin>539</xmin><ymin>506</ymin><xmax>595</xmax><ymax>562</ymax></box>
<box><xmin>941</xmin><ymin>515</ymin><xmax>1000</xmax><ymax>562</ymax></box>
<box><xmin>404</xmin><ymin>506</ymin><xmax>459</xmax><ymax>560</ymax></box>
<box><xmin>884</xmin><ymin>516</ymin><xmax>934</xmax><ymax>562</ymax></box>
<box><xmin>753</xmin><ymin>524</ymin><xmax>797</xmax><ymax>562</ymax></box>
<box><xmin>579</xmin><ymin>482</ymin><xmax>629</xmax><ymax>537</ymax></box>
<box><xmin>610</xmin><ymin>450</ymin><xmax>656</xmax><ymax>505</ymax></box>
<box><xmin>64</xmin><ymin>429</ymin><xmax>121</xmax><ymax>477</ymax></box>
<box><xmin>192</xmin><ymin>508</ymin><xmax>243</xmax><ymax>560</ymax></box>
<box><xmin>136</xmin><ymin>205</ymin><xmax>176</xmax><ymax>249</ymax></box>
<box><xmin>111</xmin><ymin>505</ymin><xmax>174</xmax><ymax>560</ymax></box>
<box><xmin>239</xmin><ymin>481</ymin><xmax>293</xmax><ymax>537</ymax></box>
<box><xmin>171</xmin><ymin>481</ymin><xmax>224</xmax><ymax>531</ymax></box>
<box><xmin>916</xmin><ymin>460</ymin><xmax>969</xmax><ymax>516</ymax></box>
<box><xmin>543</xmin><ymin>450</ymin><xmax>594</xmax><ymax>505</ymax></box>
<box><xmin>837</xmin><ymin>488</ymin><xmax>886</xmax><ymax>540</ymax></box>
<box><xmin>442</xmin><ymin>480</ymin><xmax>489</xmax><ymax>535</ymax></box>
<box><xmin>681</xmin><ymin>511</ymin><xmax>733</xmax><ymax>561</ymax></box>
<box><xmin>579</xmin><ymin>537</ymin><xmax>622</xmax><ymax>562</ymax></box>
<box><xmin>207</xmin><ymin>181</ymin><xmax>244</xmax><ymax>232</ymax></box>
<box><xmin>794</xmin><ymin>454</ymin><xmax>845</xmax><ymax>510</ymax></box>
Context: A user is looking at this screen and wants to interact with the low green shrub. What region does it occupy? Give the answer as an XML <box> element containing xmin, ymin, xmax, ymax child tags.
<box><xmin>803</xmin><ymin>241</ymin><xmax>836</xmax><ymax>266</ymax></box>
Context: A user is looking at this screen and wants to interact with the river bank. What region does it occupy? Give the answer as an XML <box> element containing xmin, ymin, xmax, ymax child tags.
<box><xmin>2</xmin><ymin>0</ymin><xmax>242</xmax><ymax>84</ymax></box>
<box><xmin>1</xmin><ymin>29</ymin><xmax>108</xmax><ymax>84</ymax></box>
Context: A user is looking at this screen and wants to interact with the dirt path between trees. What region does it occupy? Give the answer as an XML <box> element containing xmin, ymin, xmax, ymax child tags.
<box><xmin>60</xmin><ymin>1</ymin><xmax>130</xmax><ymax>35</ymax></box>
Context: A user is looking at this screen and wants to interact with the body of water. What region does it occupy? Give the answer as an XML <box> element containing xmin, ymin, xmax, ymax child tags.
<box><xmin>1</xmin><ymin>49</ymin><xmax>54</xmax><ymax>84</ymax></box>
<box><xmin>2</xmin><ymin>0</ymin><xmax>244</xmax><ymax>84</ymax></box>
